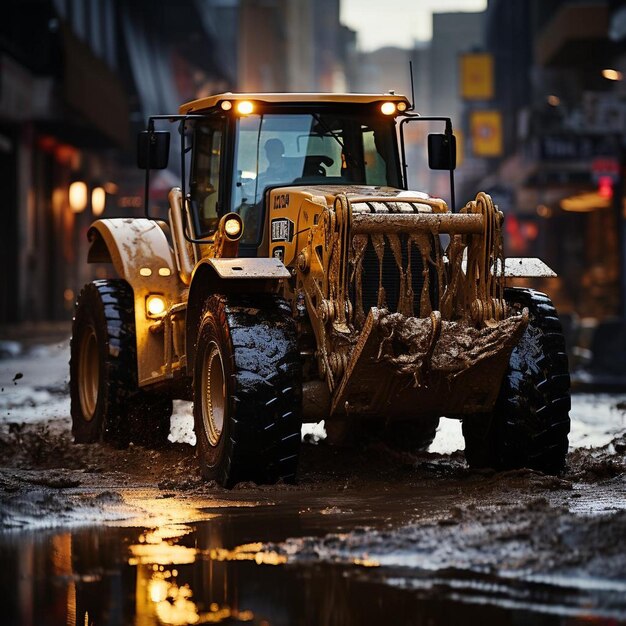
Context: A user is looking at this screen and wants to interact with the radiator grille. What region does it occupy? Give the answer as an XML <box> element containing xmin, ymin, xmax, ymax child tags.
<box><xmin>350</xmin><ymin>234</ymin><xmax>439</xmax><ymax>320</ymax></box>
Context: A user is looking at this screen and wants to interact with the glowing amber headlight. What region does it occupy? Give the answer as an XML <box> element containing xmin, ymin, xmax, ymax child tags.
<box><xmin>380</xmin><ymin>101</ymin><xmax>397</xmax><ymax>115</ymax></box>
<box><xmin>236</xmin><ymin>100</ymin><xmax>254</xmax><ymax>115</ymax></box>
<box><xmin>224</xmin><ymin>218</ymin><xmax>242</xmax><ymax>238</ymax></box>
<box><xmin>397</xmin><ymin>101</ymin><xmax>407</xmax><ymax>112</ymax></box>
<box><xmin>220</xmin><ymin>212</ymin><xmax>243</xmax><ymax>241</ymax></box>
<box><xmin>220</xmin><ymin>100</ymin><xmax>233</xmax><ymax>111</ymax></box>
<box><xmin>146</xmin><ymin>294</ymin><xmax>166</xmax><ymax>318</ymax></box>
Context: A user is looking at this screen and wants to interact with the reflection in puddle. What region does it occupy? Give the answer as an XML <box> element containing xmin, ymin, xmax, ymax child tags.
<box><xmin>209</xmin><ymin>542</ymin><xmax>287</xmax><ymax>565</ymax></box>
<box><xmin>129</xmin><ymin>525</ymin><xmax>197</xmax><ymax>566</ymax></box>
<box><xmin>128</xmin><ymin>523</ymin><xmax>255</xmax><ymax>624</ymax></box>
<box><xmin>1</xmin><ymin>508</ymin><xmax>624</xmax><ymax>625</ymax></box>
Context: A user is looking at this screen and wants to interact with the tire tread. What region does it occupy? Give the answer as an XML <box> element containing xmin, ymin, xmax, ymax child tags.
<box><xmin>463</xmin><ymin>287</ymin><xmax>571</xmax><ymax>474</ymax></box>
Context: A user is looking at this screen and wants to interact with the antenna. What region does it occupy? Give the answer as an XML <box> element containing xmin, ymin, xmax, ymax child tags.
<box><xmin>408</xmin><ymin>60</ymin><xmax>416</xmax><ymax>111</ymax></box>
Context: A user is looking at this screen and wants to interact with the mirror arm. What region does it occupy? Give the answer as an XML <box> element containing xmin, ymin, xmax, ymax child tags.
<box><xmin>140</xmin><ymin>114</ymin><xmax>208</xmax><ymax>236</ymax></box>
<box><xmin>143</xmin><ymin>119</ymin><xmax>154</xmax><ymax>219</ymax></box>
<box><xmin>445</xmin><ymin>120</ymin><xmax>456</xmax><ymax>213</ymax></box>
<box><xmin>399</xmin><ymin>114</ymin><xmax>457</xmax><ymax>212</ymax></box>
<box><xmin>398</xmin><ymin>113</ymin><xmax>420</xmax><ymax>190</ymax></box>
<box><xmin>399</xmin><ymin>117</ymin><xmax>409</xmax><ymax>190</ymax></box>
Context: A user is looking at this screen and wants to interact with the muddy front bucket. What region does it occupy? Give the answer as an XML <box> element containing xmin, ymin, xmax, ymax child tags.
<box><xmin>331</xmin><ymin>308</ymin><xmax>528</xmax><ymax>420</ymax></box>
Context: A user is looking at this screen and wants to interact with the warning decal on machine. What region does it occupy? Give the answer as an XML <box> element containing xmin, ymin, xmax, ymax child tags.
<box><xmin>271</xmin><ymin>218</ymin><xmax>295</xmax><ymax>242</ymax></box>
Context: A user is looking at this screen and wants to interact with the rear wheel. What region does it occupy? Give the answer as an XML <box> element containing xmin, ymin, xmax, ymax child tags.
<box><xmin>462</xmin><ymin>288</ymin><xmax>571</xmax><ymax>475</ymax></box>
<box><xmin>70</xmin><ymin>280</ymin><xmax>172</xmax><ymax>448</ymax></box>
<box><xmin>193</xmin><ymin>294</ymin><xmax>302</xmax><ymax>487</ymax></box>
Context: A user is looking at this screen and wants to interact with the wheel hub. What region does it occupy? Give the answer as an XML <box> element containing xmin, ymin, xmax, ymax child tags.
<box><xmin>202</xmin><ymin>342</ymin><xmax>226</xmax><ymax>446</ymax></box>
<box><xmin>78</xmin><ymin>326</ymin><xmax>99</xmax><ymax>420</ymax></box>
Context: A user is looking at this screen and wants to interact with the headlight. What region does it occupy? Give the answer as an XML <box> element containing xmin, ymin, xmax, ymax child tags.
<box><xmin>220</xmin><ymin>213</ymin><xmax>244</xmax><ymax>241</ymax></box>
<box><xmin>236</xmin><ymin>100</ymin><xmax>254</xmax><ymax>115</ymax></box>
<box><xmin>146</xmin><ymin>294</ymin><xmax>166</xmax><ymax>318</ymax></box>
<box><xmin>380</xmin><ymin>102</ymin><xmax>397</xmax><ymax>115</ymax></box>
<box><xmin>224</xmin><ymin>218</ymin><xmax>241</xmax><ymax>238</ymax></box>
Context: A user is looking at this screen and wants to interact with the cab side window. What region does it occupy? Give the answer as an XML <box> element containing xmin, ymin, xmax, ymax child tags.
<box><xmin>190</xmin><ymin>120</ymin><xmax>223</xmax><ymax>236</ymax></box>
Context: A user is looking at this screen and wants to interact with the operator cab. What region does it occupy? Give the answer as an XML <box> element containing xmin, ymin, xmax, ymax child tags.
<box><xmin>185</xmin><ymin>94</ymin><xmax>407</xmax><ymax>255</ymax></box>
<box><xmin>138</xmin><ymin>93</ymin><xmax>415</xmax><ymax>256</ymax></box>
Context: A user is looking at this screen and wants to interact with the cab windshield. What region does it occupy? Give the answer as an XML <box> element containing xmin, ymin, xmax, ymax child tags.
<box><xmin>231</xmin><ymin>111</ymin><xmax>400</xmax><ymax>244</ymax></box>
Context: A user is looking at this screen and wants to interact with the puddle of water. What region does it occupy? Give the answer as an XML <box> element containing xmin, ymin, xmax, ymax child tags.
<box><xmin>1</xmin><ymin>504</ymin><xmax>625</xmax><ymax>626</ymax></box>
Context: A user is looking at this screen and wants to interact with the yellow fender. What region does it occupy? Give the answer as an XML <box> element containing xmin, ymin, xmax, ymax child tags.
<box><xmin>87</xmin><ymin>218</ymin><xmax>182</xmax><ymax>386</ymax></box>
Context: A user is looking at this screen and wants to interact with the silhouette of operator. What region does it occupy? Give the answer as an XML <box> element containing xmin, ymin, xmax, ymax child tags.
<box><xmin>259</xmin><ymin>138</ymin><xmax>288</xmax><ymax>185</ymax></box>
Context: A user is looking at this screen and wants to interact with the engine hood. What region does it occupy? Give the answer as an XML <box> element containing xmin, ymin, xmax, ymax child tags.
<box><xmin>286</xmin><ymin>184</ymin><xmax>440</xmax><ymax>206</ymax></box>
<box><xmin>265</xmin><ymin>184</ymin><xmax>449</xmax><ymax>268</ymax></box>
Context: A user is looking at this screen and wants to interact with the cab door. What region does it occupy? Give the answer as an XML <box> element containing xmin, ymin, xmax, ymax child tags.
<box><xmin>188</xmin><ymin>117</ymin><xmax>226</xmax><ymax>240</ymax></box>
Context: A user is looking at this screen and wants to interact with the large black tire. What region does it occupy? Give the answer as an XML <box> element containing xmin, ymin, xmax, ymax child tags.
<box><xmin>193</xmin><ymin>294</ymin><xmax>302</xmax><ymax>487</ymax></box>
<box><xmin>462</xmin><ymin>288</ymin><xmax>571</xmax><ymax>475</ymax></box>
<box><xmin>70</xmin><ymin>280</ymin><xmax>172</xmax><ymax>448</ymax></box>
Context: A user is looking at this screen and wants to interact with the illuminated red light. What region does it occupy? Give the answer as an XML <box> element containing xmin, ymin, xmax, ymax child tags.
<box><xmin>598</xmin><ymin>176</ymin><xmax>614</xmax><ymax>200</ymax></box>
<box><xmin>38</xmin><ymin>135</ymin><xmax>57</xmax><ymax>151</ymax></box>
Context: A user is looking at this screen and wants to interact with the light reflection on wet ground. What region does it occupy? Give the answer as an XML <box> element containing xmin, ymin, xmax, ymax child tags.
<box><xmin>1</xmin><ymin>502</ymin><xmax>625</xmax><ymax>626</ymax></box>
<box><xmin>2</xmin><ymin>344</ymin><xmax>626</xmax><ymax>623</ymax></box>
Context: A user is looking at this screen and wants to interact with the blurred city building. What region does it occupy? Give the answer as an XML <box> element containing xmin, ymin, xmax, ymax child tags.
<box><xmin>350</xmin><ymin>46</ymin><xmax>415</xmax><ymax>97</ymax></box>
<box><xmin>473</xmin><ymin>0</ymin><xmax>626</xmax><ymax>322</ymax></box>
<box><xmin>430</xmin><ymin>11</ymin><xmax>486</xmax><ymax>120</ymax></box>
<box><xmin>0</xmin><ymin>0</ymin><xmax>353</xmax><ymax>323</ymax></box>
<box><xmin>429</xmin><ymin>10</ymin><xmax>486</xmax><ymax>199</ymax></box>
<box><xmin>3</xmin><ymin>0</ymin><xmax>623</xmax><ymax>331</ymax></box>
<box><xmin>0</xmin><ymin>0</ymin><xmax>130</xmax><ymax>323</ymax></box>
<box><xmin>238</xmin><ymin>0</ymin><xmax>353</xmax><ymax>92</ymax></box>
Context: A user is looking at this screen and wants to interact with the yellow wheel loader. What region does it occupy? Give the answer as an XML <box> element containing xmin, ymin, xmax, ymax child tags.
<box><xmin>70</xmin><ymin>93</ymin><xmax>570</xmax><ymax>486</ymax></box>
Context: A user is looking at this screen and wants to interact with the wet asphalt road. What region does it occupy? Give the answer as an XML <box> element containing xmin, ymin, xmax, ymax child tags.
<box><xmin>1</xmin><ymin>337</ymin><xmax>626</xmax><ymax>624</ymax></box>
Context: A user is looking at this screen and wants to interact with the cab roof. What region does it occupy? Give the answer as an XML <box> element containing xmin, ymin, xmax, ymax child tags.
<box><xmin>179</xmin><ymin>92</ymin><xmax>411</xmax><ymax>114</ymax></box>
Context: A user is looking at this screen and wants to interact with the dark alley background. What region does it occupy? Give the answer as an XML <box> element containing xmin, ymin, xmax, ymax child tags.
<box><xmin>1</xmin><ymin>0</ymin><xmax>625</xmax><ymax>378</ymax></box>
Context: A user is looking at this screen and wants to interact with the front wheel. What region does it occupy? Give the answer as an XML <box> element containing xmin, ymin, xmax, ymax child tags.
<box><xmin>70</xmin><ymin>280</ymin><xmax>138</xmax><ymax>447</ymax></box>
<box><xmin>463</xmin><ymin>288</ymin><xmax>571</xmax><ymax>475</ymax></box>
<box><xmin>70</xmin><ymin>280</ymin><xmax>172</xmax><ymax>448</ymax></box>
<box><xmin>193</xmin><ymin>294</ymin><xmax>302</xmax><ymax>487</ymax></box>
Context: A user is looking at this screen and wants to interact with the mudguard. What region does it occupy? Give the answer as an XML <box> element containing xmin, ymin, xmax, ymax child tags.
<box><xmin>87</xmin><ymin>218</ymin><xmax>181</xmax><ymax>386</ymax></box>
<box><xmin>203</xmin><ymin>257</ymin><xmax>291</xmax><ymax>279</ymax></box>
<box><xmin>502</xmin><ymin>258</ymin><xmax>557</xmax><ymax>277</ymax></box>
<box><xmin>460</xmin><ymin>255</ymin><xmax>557</xmax><ymax>278</ymax></box>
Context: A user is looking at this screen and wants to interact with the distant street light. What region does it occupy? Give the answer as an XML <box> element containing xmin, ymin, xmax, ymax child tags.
<box><xmin>92</xmin><ymin>186</ymin><xmax>106</xmax><ymax>216</ymax></box>
<box><xmin>69</xmin><ymin>180</ymin><xmax>88</xmax><ymax>213</ymax></box>
<box><xmin>602</xmin><ymin>68</ymin><xmax>623</xmax><ymax>81</ymax></box>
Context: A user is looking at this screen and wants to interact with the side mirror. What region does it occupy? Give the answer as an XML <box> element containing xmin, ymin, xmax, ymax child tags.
<box><xmin>428</xmin><ymin>133</ymin><xmax>456</xmax><ymax>171</ymax></box>
<box><xmin>137</xmin><ymin>130</ymin><xmax>170</xmax><ymax>170</ymax></box>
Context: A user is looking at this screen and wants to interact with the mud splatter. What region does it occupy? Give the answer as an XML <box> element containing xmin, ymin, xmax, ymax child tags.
<box><xmin>375</xmin><ymin>310</ymin><xmax>527</xmax><ymax>378</ymax></box>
